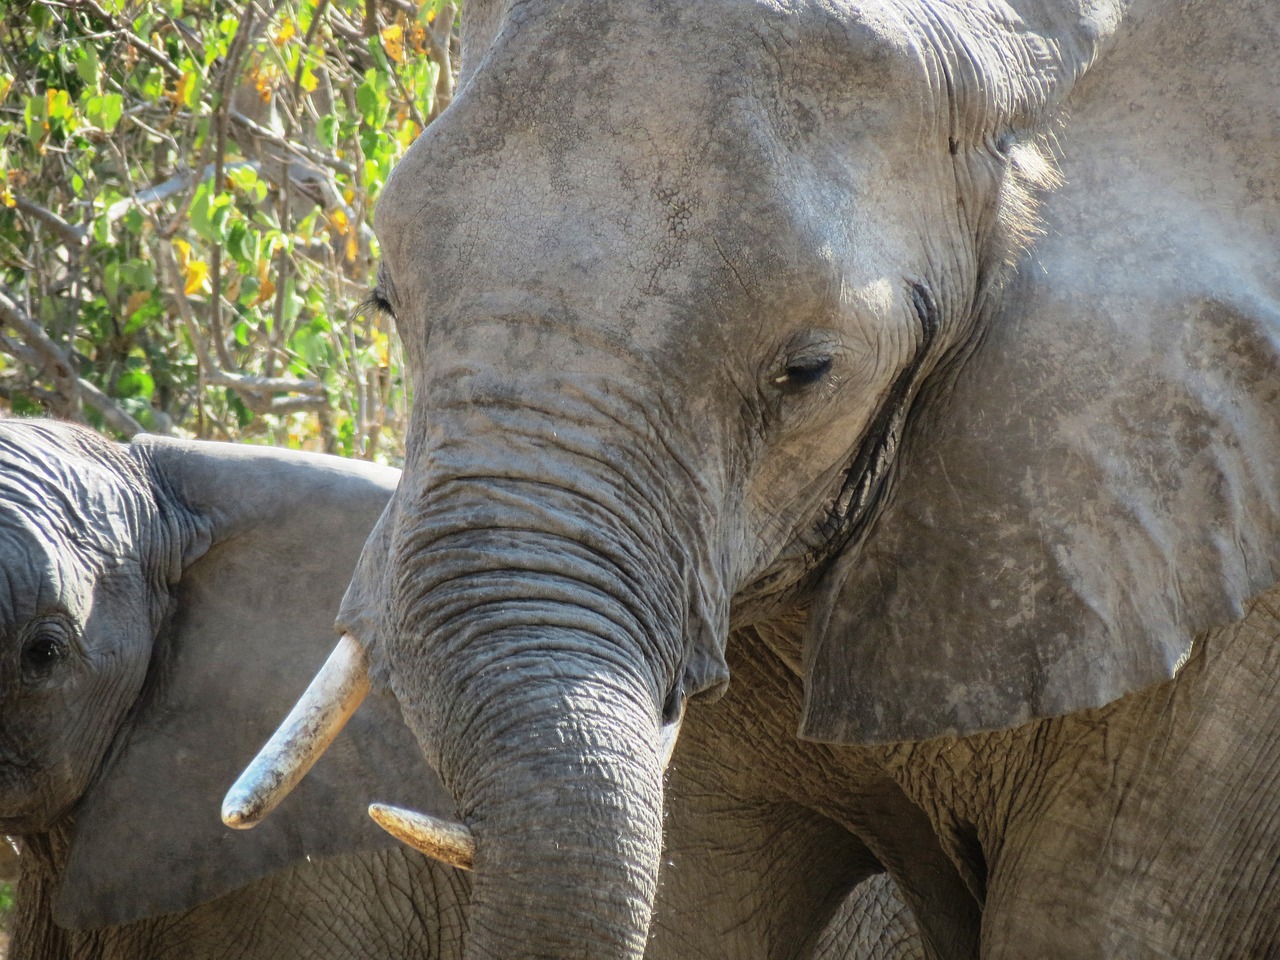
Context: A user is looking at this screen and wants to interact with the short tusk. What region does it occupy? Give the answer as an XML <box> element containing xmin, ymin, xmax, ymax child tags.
<box><xmin>222</xmin><ymin>633</ymin><xmax>370</xmax><ymax>829</ymax></box>
<box><xmin>659</xmin><ymin>697</ymin><xmax>686</xmax><ymax>771</ymax></box>
<box><xmin>369</xmin><ymin>803</ymin><xmax>475</xmax><ymax>870</ymax></box>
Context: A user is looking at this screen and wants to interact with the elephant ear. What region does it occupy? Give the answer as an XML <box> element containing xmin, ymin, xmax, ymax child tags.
<box><xmin>55</xmin><ymin>438</ymin><xmax>451</xmax><ymax>928</ymax></box>
<box><xmin>801</xmin><ymin>0</ymin><xmax>1280</xmax><ymax>744</ymax></box>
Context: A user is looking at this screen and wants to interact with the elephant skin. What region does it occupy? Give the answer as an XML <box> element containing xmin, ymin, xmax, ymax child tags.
<box><xmin>261</xmin><ymin>0</ymin><xmax>1279</xmax><ymax>957</ymax></box>
<box><xmin>0</xmin><ymin>418</ymin><xmax>916</xmax><ymax>960</ymax></box>
<box><xmin>0</xmin><ymin>419</ymin><xmax>471</xmax><ymax>958</ymax></box>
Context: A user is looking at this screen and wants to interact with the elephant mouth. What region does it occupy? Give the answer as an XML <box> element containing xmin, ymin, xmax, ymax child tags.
<box><xmin>221</xmin><ymin>633</ymin><xmax>687</xmax><ymax>871</ymax></box>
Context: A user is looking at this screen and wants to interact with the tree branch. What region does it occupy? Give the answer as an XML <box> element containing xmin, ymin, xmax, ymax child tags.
<box><xmin>11</xmin><ymin>196</ymin><xmax>89</xmax><ymax>250</ymax></box>
<box><xmin>72</xmin><ymin>0</ymin><xmax>184</xmax><ymax>80</ymax></box>
<box><xmin>0</xmin><ymin>288</ymin><xmax>146</xmax><ymax>437</ymax></box>
<box><xmin>154</xmin><ymin>242</ymin><xmax>326</xmax><ymax>403</ymax></box>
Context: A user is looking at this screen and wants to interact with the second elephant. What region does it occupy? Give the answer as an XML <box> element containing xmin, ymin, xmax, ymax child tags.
<box><xmin>0</xmin><ymin>418</ymin><xmax>467</xmax><ymax>958</ymax></box>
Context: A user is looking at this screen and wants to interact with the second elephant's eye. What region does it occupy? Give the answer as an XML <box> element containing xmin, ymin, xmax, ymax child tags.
<box><xmin>773</xmin><ymin>355</ymin><xmax>834</xmax><ymax>389</ymax></box>
<box><xmin>21</xmin><ymin>618</ymin><xmax>73</xmax><ymax>675</ymax></box>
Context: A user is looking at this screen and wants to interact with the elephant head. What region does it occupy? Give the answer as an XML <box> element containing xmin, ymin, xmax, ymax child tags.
<box><xmin>0</xmin><ymin>418</ymin><xmax>447</xmax><ymax>931</ymax></box>
<box><xmin>232</xmin><ymin>0</ymin><xmax>1280</xmax><ymax>957</ymax></box>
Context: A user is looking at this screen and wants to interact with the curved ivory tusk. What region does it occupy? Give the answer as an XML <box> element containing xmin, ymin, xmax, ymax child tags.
<box><xmin>222</xmin><ymin>633</ymin><xmax>370</xmax><ymax>829</ymax></box>
<box><xmin>369</xmin><ymin>803</ymin><xmax>475</xmax><ymax>870</ymax></box>
<box><xmin>659</xmin><ymin>697</ymin><xmax>686</xmax><ymax>771</ymax></box>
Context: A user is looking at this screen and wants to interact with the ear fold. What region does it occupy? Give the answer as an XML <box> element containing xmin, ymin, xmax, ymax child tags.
<box><xmin>801</xmin><ymin>1</ymin><xmax>1280</xmax><ymax>743</ymax></box>
<box><xmin>55</xmin><ymin>439</ymin><xmax>451</xmax><ymax>928</ymax></box>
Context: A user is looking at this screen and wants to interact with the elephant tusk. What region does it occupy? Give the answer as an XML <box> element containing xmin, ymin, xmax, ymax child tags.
<box><xmin>222</xmin><ymin>633</ymin><xmax>370</xmax><ymax>829</ymax></box>
<box><xmin>369</xmin><ymin>803</ymin><xmax>475</xmax><ymax>870</ymax></box>
<box><xmin>659</xmin><ymin>697</ymin><xmax>686</xmax><ymax>771</ymax></box>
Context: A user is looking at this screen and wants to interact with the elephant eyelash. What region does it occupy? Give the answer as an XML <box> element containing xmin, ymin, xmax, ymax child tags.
<box><xmin>773</xmin><ymin>355</ymin><xmax>834</xmax><ymax>388</ymax></box>
<box><xmin>358</xmin><ymin>290</ymin><xmax>396</xmax><ymax>319</ymax></box>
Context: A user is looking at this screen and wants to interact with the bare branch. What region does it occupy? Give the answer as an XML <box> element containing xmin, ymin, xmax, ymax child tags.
<box><xmin>71</xmin><ymin>0</ymin><xmax>184</xmax><ymax>80</ymax></box>
<box><xmin>11</xmin><ymin>196</ymin><xmax>89</xmax><ymax>250</ymax></box>
<box><xmin>0</xmin><ymin>288</ymin><xmax>146</xmax><ymax>437</ymax></box>
<box><xmin>154</xmin><ymin>241</ymin><xmax>325</xmax><ymax>399</ymax></box>
<box><xmin>228</xmin><ymin>109</ymin><xmax>356</xmax><ymax>177</ymax></box>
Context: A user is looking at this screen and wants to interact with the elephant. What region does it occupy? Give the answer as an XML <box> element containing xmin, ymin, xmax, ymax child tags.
<box><xmin>229</xmin><ymin>0</ymin><xmax>1280</xmax><ymax>958</ymax></box>
<box><xmin>0</xmin><ymin>417</ymin><xmax>919</xmax><ymax>960</ymax></box>
<box><xmin>0</xmin><ymin>418</ymin><xmax>472</xmax><ymax>958</ymax></box>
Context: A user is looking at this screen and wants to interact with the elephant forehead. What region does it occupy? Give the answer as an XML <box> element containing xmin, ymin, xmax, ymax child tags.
<box><xmin>375</xmin><ymin>0</ymin><xmax>926</xmax><ymax>256</ymax></box>
<box><xmin>0</xmin><ymin>425</ymin><xmax>154</xmax><ymax>628</ymax></box>
<box><xmin>0</xmin><ymin>519</ymin><xmax>70</xmax><ymax>634</ymax></box>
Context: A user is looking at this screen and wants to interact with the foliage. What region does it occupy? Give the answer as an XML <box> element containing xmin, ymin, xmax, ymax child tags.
<box><xmin>0</xmin><ymin>0</ymin><xmax>459</xmax><ymax>459</ymax></box>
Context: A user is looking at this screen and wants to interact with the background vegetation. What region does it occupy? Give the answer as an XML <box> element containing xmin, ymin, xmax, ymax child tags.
<box><xmin>0</xmin><ymin>0</ymin><xmax>459</xmax><ymax>460</ymax></box>
<box><xmin>0</xmin><ymin>0</ymin><xmax>460</xmax><ymax>944</ymax></box>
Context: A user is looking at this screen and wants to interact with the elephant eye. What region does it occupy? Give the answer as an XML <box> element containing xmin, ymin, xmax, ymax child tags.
<box><xmin>773</xmin><ymin>355</ymin><xmax>834</xmax><ymax>390</ymax></box>
<box><xmin>21</xmin><ymin>617</ymin><xmax>73</xmax><ymax>676</ymax></box>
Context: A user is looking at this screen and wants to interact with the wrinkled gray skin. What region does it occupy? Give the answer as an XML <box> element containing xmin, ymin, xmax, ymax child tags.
<box><xmin>321</xmin><ymin>0</ymin><xmax>1278</xmax><ymax>958</ymax></box>
<box><xmin>0</xmin><ymin>418</ymin><xmax>916</xmax><ymax>960</ymax></box>
<box><xmin>0</xmin><ymin>419</ymin><xmax>473</xmax><ymax>959</ymax></box>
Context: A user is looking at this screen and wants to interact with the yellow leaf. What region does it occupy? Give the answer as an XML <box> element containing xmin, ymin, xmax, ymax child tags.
<box><xmin>328</xmin><ymin>207</ymin><xmax>350</xmax><ymax>235</ymax></box>
<box><xmin>299</xmin><ymin>67</ymin><xmax>318</xmax><ymax>94</ymax></box>
<box><xmin>172</xmin><ymin>238</ymin><xmax>192</xmax><ymax>269</ymax></box>
<box><xmin>183</xmin><ymin>259</ymin><xmax>209</xmax><ymax>295</ymax></box>
<box><xmin>273</xmin><ymin>18</ymin><xmax>296</xmax><ymax>46</ymax></box>
<box><xmin>345</xmin><ymin>231</ymin><xmax>359</xmax><ymax>263</ymax></box>
<box><xmin>381</xmin><ymin>24</ymin><xmax>405</xmax><ymax>64</ymax></box>
<box><xmin>409</xmin><ymin>23</ymin><xmax>428</xmax><ymax>55</ymax></box>
<box><xmin>371</xmin><ymin>329</ymin><xmax>390</xmax><ymax>367</ymax></box>
<box><xmin>0</xmin><ymin>185</ymin><xmax>14</xmax><ymax>209</ymax></box>
<box><xmin>171</xmin><ymin>70</ymin><xmax>196</xmax><ymax>108</ymax></box>
<box><xmin>251</xmin><ymin>277</ymin><xmax>276</xmax><ymax>307</ymax></box>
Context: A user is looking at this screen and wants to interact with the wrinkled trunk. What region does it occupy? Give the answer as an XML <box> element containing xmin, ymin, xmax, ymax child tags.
<box><xmin>384</xmin><ymin>395</ymin><xmax>695</xmax><ymax>959</ymax></box>
<box><xmin>453</xmin><ymin>663</ymin><xmax>665</xmax><ymax>958</ymax></box>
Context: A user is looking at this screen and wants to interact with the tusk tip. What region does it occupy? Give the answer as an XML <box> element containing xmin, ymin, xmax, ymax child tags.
<box><xmin>221</xmin><ymin>793</ymin><xmax>262</xmax><ymax>830</ymax></box>
<box><xmin>369</xmin><ymin>802</ymin><xmax>475</xmax><ymax>871</ymax></box>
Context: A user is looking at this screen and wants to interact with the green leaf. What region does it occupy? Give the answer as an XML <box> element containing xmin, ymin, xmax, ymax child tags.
<box><xmin>75</xmin><ymin>45</ymin><xmax>100</xmax><ymax>86</ymax></box>
<box><xmin>116</xmin><ymin>366</ymin><xmax>155</xmax><ymax>399</ymax></box>
<box><xmin>226</xmin><ymin>221</ymin><xmax>258</xmax><ymax>265</ymax></box>
<box><xmin>103</xmin><ymin>260</ymin><xmax>124</xmax><ymax>301</ymax></box>
<box><xmin>190</xmin><ymin>182</ymin><xmax>233</xmax><ymax>243</ymax></box>
<box><xmin>225</xmin><ymin>388</ymin><xmax>254</xmax><ymax>427</ymax></box>
<box><xmin>85</xmin><ymin>93</ymin><xmax>123</xmax><ymax>132</ymax></box>
<box><xmin>318</xmin><ymin>114</ymin><xmax>339</xmax><ymax>149</ymax></box>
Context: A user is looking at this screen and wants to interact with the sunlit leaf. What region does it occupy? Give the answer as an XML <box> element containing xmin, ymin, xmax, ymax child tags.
<box><xmin>381</xmin><ymin>24</ymin><xmax>405</xmax><ymax>64</ymax></box>
<box><xmin>183</xmin><ymin>258</ymin><xmax>209</xmax><ymax>295</ymax></box>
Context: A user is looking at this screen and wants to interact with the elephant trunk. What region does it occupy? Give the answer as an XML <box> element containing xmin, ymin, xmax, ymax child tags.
<box><xmin>443</xmin><ymin>658</ymin><xmax>664</xmax><ymax>958</ymax></box>
<box><xmin>227</xmin><ymin>363</ymin><xmax>716</xmax><ymax>957</ymax></box>
<box><xmin>382</xmin><ymin>403</ymin><xmax>695</xmax><ymax>958</ymax></box>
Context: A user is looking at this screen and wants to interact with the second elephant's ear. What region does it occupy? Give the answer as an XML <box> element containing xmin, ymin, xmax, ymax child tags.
<box><xmin>55</xmin><ymin>439</ymin><xmax>451</xmax><ymax>929</ymax></box>
<box><xmin>801</xmin><ymin>1</ymin><xmax>1280</xmax><ymax>744</ymax></box>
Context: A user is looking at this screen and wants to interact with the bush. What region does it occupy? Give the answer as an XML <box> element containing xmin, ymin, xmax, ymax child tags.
<box><xmin>0</xmin><ymin>0</ymin><xmax>459</xmax><ymax>460</ymax></box>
